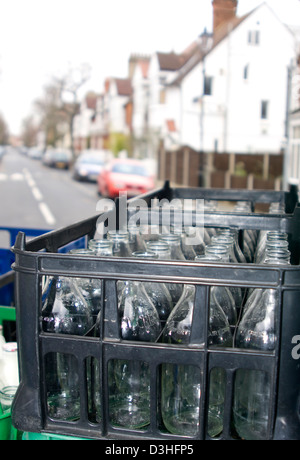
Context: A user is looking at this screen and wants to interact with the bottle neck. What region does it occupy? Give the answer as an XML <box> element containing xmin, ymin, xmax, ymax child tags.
<box><xmin>265</xmin><ymin>240</ymin><xmax>289</xmax><ymax>252</ymax></box>
<box><xmin>263</xmin><ymin>249</ymin><xmax>291</xmax><ymax>265</ymax></box>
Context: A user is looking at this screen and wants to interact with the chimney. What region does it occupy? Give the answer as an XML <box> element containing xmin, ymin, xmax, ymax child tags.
<box><xmin>212</xmin><ymin>0</ymin><xmax>238</xmax><ymax>33</ymax></box>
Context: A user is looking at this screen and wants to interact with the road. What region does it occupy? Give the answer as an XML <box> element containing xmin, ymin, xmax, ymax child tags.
<box><xmin>0</xmin><ymin>148</ymin><xmax>102</xmax><ymax>247</ymax></box>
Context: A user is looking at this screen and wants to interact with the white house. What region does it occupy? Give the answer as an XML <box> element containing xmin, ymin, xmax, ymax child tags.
<box><xmin>164</xmin><ymin>2</ymin><xmax>297</xmax><ymax>156</ymax></box>
<box><xmin>103</xmin><ymin>77</ymin><xmax>132</xmax><ymax>134</ymax></box>
<box><xmin>287</xmin><ymin>51</ymin><xmax>300</xmax><ymax>189</ymax></box>
<box><xmin>73</xmin><ymin>92</ymin><xmax>98</xmax><ymax>152</ymax></box>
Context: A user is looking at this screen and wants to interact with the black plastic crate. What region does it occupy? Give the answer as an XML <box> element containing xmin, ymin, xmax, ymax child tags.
<box><xmin>11</xmin><ymin>183</ymin><xmax>300</xmax><ymax>440</ymax></box>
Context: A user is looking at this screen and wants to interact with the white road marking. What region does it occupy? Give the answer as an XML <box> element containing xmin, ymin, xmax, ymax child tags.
<box><xmin>11</xmin><ymin>173</ymin><xmax>24</xmax><ymax>181</ymax></box>
<box><xmin>31</xmin><ymin>186</ymin><xmax>43</xmax><ymax>201</ymax></box>
<box><xmin>23</xmin><ymin>167</ymin><xmax>56</xmax><ymax>226</ymax></box>
<box><xmin>39</xmin><ymin>202</ymin><xmax>56</xmax><ymax>226</ymax></box>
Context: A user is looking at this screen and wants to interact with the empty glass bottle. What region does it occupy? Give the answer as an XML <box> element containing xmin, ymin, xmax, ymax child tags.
<box><xmin>41</xmin><ymin>276</ymin><xmax>93</xmax><ymax>420</ymax></box>
<box><xmin>195</xmin><ymin>254</ymin><xmax>237</xmax><ymax>326</ymax></box>
<box><xmin>169</xmin><ymin>225</ymin><xmax>200</xmax><ymax>260</ymax></box>
<box><xmin>213</xmin><ymin>231</ymin><xmax>246</xmax><ymax>264</ymax></box>
<box><xmin>92</xmin><ymin>311</ymin><xmax>102</xmax><ymax>423</ymax></box>
<box><xmin>108</xmin><ymin>230</ymin><xmax>132</xmax><ymax>257</ymax></box>
<box><xmin>233</xmin><ymin>249</ymin><xmax>289</xmax><ymax>440</ymax></box>
<box><xmin>146</xmin><ymin>240</ymin><xmax>183</xmax><ymax>306</ymax></box>
<box><xmin>161</xmin><ymin>284</ymin><xmax>232</xmax><ymax>437</ymax></box>
<box><xmin>133</xmin><ymin>251</ymin><xmax>173</xmax><ymax>326</ymax></box>
<box><xmin>109</xmin><ymin>280</ymin><xmax>161</xmax><ymax>429</ymax></box>
<box><xmin>255</xmin><ymin>232</ymin><xmax>289</xmax><ymax>264</ymax></box>
<box><xmin>159</xmin><ymin>233</ymin><xmax>186</xmax><ymax>261</ymax></box>
<box><xmin>69</xmin><ymin>247</ymin><xmax>106</xmax><ymax>321</ymax></box>
<box><xmin>128</xmin><ymin>224</ymin><xmax>147</xmax><ymax>253</ymax></box>
<box><xmin>107</xmin><ymin>231</ymin><xmax>133</xmax><ymax>303</ymax></box>
<box><xmin>255</xmin><ymin>203</ymin><xmax>286</xmax><ymax>260</ymax></box>
<box><xmin>206</xmin><ymin>243</ymin><xmax>243</xmax><ymax>312</ymax></box>
<box><xmin>243</xmin><ymin>248</ymin><xmax>291</xmax><ymax>316</ymax></box>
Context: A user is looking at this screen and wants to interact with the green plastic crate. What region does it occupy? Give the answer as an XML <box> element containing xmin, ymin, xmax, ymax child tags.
<box><xmin>22</xmin><ymin>432</ymin><xmax>90</xmax><ymax>441</ymax></box>
<box><xmin>0</xmin><ymin>305</ymin><xmax>16</xmax><ymax>325</ymax></box>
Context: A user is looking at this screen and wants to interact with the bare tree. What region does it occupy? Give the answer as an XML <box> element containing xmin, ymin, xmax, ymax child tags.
<box><xmin>53</xmin><ymin>63</ymin><xmax>91</xmax><ymax>155</ymax></box>
<box><xmin>35</xmin><ymin>63</ymin><xmax>91</xmax><ymax>155</ymax></box>
<box><xmin>0</xmin><ymin>113</ymin><xmax>9</xmax><ymax>145</ymax></box>
<box><xmin>21</xmin><ymin>115</ymin><xmax>39</xmax><ymax>147</ymax></box>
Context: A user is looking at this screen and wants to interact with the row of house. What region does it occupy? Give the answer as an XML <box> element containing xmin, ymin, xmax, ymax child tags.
<box><xmin>69</xmin><ymin>0</ymin><xmax>300</xmax><ymax>189</ymax></box>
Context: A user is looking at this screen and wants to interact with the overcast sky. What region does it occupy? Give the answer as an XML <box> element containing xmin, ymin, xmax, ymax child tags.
<box><xmin>1</xmin><ymin>0</ymin><xmax>300</xmax><ymax>135</ymax></box>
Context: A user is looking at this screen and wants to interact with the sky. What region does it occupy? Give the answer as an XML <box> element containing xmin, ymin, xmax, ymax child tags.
<box><xmin>0</xmin><ymin>0</ymin><xmax>300</xmax><ymax>136</ymax></box>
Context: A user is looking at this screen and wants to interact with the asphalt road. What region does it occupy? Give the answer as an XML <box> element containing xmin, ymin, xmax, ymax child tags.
<box><xmin>0</xmin><ymin>148</ymin><xmax>101</xmax><ymax>247</ymax></box>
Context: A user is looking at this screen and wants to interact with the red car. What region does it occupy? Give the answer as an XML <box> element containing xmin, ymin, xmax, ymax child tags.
<box><xmin>97</xmin><ymin>158</ymin><xmax>155</xmax><ymax>199</ymax></box>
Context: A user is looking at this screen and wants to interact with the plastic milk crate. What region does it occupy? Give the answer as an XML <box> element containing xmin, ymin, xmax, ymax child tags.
<box><xmin>10</xmin><ymin>182</ymin><xmax>300</xmax><ymax>440</ymax></box>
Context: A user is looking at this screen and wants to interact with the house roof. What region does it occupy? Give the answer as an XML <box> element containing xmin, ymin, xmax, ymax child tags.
<box><xmin>115</xmin><ymin>78</ymin><xmax>133</xmax><ymax>96</ymax></box>
<box><xmin>86</xmin><ymin>95</ymin><xmax>98</xmax><ymax>110</ymax></box>
<box><xmin>169</xmin><ymin>9</ymin><xmax>254</xmax><ymax>86</ymax></box>
<box><xmin>156</xmin><ymin>39</ymin><xmax>201</xmax><ymax>72</ymax></box>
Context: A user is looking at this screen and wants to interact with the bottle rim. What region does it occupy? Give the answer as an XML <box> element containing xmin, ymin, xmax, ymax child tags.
<box><xmin>146</xmin><ymin>241</ymin><xmax>170</xmax><ymax>253</ymax></box>
<box><xmin>205</xmin><ymin>244</ymin><xmax>229</xmax><ymax>255</ymax></box>
<box><xmin>159</xmin><ymin>233</ymin><xmax>181</xmax><ymax>243</ymax></box>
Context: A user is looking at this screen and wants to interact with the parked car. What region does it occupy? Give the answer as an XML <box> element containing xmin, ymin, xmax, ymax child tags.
<box><xmin>27</xmin><ymin>147</ymin><xmax>43</xmax><ymax>160</ymax></box>
<box><xmin>42</xmin><ymin>149</ymin><xmax>72</xmax><ymax>169</ymax></box>
<box><xmin>97</xmin><ymin>158</ymin><xmax>155</xmax><ymax>199</ymax></box>
<box><xmin>73</xmin><ymin>151</ymin><xmax>106</xmax><ymax>182</ymax></box>
<box><xmin>0</xmin><ymin>146</ymin><xmax>6</xmax><ymax>160</ymax></box>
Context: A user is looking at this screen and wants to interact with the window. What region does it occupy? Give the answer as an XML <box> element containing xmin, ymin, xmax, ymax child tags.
<box><xmin>243</xmin><ymin>64</ymin><xmax>249</xmax><ymax>80</ymax></box>
<box><xmin>160</xmin><ymin>88</ymin><xmax>166</xmax><ymax>104</ymax></box>
<box><xmin>293</xmin><ymin>126</ymin><xmax>300</xmax><ymax>139</ymax></box>
<box><xmin>204</xmin><ymin>76</ymin><xmax>213</xmax><ymax>96</ymax></box>
<box><xmin>261</xmin><ymin>100</ymin><xmax>269</xmax><ymax>119</ymax></box>
<box><xmin>248</xmin><ymin>30</ymin><xmax>260</xmax><ymax>45</ymax></box>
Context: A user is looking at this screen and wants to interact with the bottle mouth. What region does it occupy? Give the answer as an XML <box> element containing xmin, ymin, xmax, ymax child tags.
<box><xmin>212</xmin><ymin>235</ymin><xmax>234</xmax><ymax>246</ymax></box>
<box><xmin>146</xmin><ymin>241</ymin><xmax>170</xmax><ymax>252</ymax></box>
<box><xmin>108</xmin><ymin>230</ymin><xmax>129</xmax><ymax>241</ymax></box>
<box><xmin>266</xmin><ymin>231</ymin><xmax>288</xmax><ymax>241</ymax></box>
<box><xmin>159</xmin><ymin>234</ymin><xmax>181</xmax><ymax>243</ymax></box>
<box><xmin>89</xmin><ymin>239</ymin><xmax>113</xmax><ymax>248</ymax></box>
<box><xmin>205</xmin><ymin>244</ymin><xmax>229</xmax><ymax>255</ymax></box>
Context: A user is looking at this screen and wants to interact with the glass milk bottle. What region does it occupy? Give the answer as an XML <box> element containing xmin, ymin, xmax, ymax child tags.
<box><xmin>161</xmin><ymin>283</ymin><xmax>232</xmax><ymax>437</ymax></box>
<box><xmin>233</xmin><ymin>249</ymin><xmax>290</xmax><ymax>440</ymax></box>
<box><xmin>108</xmin><ymin>280</ymin><xmax>161</xmax><ymax>429</ymax></box>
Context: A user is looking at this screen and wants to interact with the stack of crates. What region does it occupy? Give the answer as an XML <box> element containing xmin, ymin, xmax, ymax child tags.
<box><xmin>10</xmin><ymin>182</ymin><xmax>300</xmax><ymax>440</ymax></box>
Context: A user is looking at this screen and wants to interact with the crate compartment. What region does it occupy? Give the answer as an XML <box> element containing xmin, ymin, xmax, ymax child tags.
<box><xmin>10</xmin><ymin>183</ymin><xmax>300</xmax><ymax>440</ymax></box>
